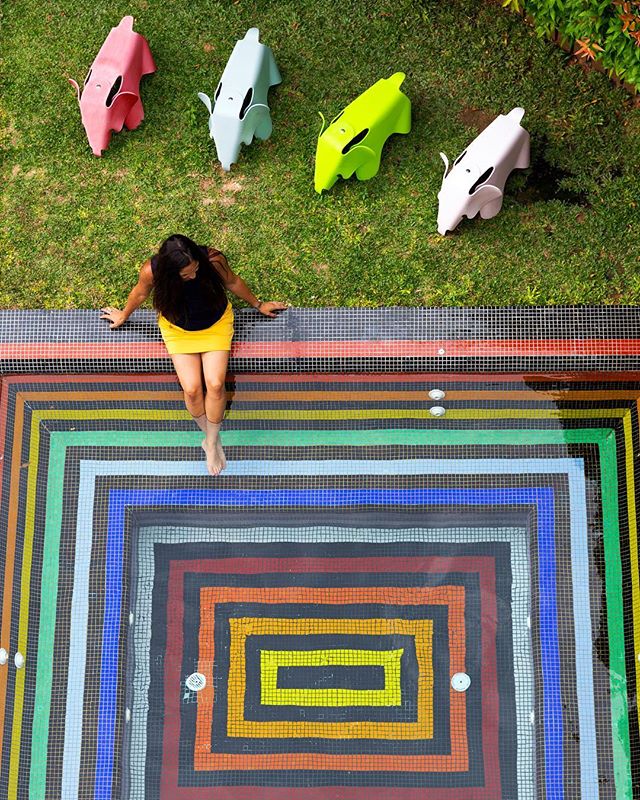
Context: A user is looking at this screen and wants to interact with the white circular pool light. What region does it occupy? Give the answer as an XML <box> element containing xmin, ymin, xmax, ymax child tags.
<box><xmin>451</xmin><ymin>672</ymin><xmax>471</xmax><ymax>692</ymax></box>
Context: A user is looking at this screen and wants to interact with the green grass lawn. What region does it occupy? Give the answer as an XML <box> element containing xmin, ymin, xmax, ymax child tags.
<box><xmin>1</xmin><ymin>0</ymin><xmax>639</xmax><ymax>309</ymax></box>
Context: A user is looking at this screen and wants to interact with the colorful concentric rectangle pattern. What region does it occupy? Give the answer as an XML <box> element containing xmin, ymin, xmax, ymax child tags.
<box><xmin>1</xmin><ymin>367</ymin><xmax>640</xmax><ymax>799</ymax></box>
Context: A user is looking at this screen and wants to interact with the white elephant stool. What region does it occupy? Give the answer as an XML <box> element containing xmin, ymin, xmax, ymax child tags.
<box><xmin>437</xmin><ymin>107</ymin><xmax>530</xmax><ymax>235</ymax></box>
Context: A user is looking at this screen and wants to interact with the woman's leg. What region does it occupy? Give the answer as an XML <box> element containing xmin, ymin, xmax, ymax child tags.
<box><xmin>201</xmin><ymin>350</ymin><xmax>230</xmax><ymax>475</ymax></box>
<box><xmin>170</xmin><ymin>353</ymin><xmax>207</xmax><ymax>432</ymax></box>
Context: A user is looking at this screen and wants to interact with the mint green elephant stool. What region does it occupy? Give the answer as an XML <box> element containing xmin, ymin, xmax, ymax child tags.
<box><xmin>314</xmin><ymin>72</ymin><xmax>411</xmax><ymax>193</ymax></box>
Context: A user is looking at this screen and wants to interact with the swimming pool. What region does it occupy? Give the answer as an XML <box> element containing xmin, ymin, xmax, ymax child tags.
<box><xmin>0</xmin><ymin>306</ymin><xmax>638</xmax><ymax>798</ymax></box>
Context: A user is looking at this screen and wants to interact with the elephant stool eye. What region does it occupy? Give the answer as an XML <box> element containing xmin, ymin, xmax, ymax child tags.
<box><xmin>453</xmin><ymin>149</ymin><xmax>467</xmax><ymax>166</ymax></box>
<box><xmin>469</xmin><ymin>167</ymin><xmax>494</xmax><ymax>194</ymax></box>
<box><xmin>214</xmin><ymin>82</ymin><xmax>222</xmax><ymax>101</ymax></box>
<box><xmin>84</xmin><ymin>68</ymin><xmax>92</xmax><ymax>86</ymax></box>
<box><xmin>239</xmin><ymin>88</ymin><xmax>253</xmax><ymax>120</ymax></box>
<box><xmin>342</xmin><ymin>128</ymin><xmax>369</xmax><ymax>155</ymax></box>
<box><xmin>106</xmin><ymin>76</ymin><xmax>123</xmax><ymax>107</ymax></box>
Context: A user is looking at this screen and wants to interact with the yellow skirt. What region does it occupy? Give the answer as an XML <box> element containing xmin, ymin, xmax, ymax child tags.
<box><xmin>157</xmin><ymin>302</ymin><xmax>234</xmax><ymax>355</ymax></box>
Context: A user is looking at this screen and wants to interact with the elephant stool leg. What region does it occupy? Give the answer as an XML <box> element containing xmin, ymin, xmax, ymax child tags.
<box><xmin>395</xmin><ymin>99</ymin><xmax>412</xmax><ymax>135</ymax></box>
<box><xmin>356</xmin><ymin>152</ymin><xmax>382</xmax><ymax>182</ymax></box>
<box><xmin>480</xmin><ymin>197</ymin><xmax>504</xmax><ymax>219</ymax></box>
<box><xmin>253</xmin><ymin>113</ymin><xmax>273</xmax><ymax>142</ymax></box>
<box><xmin>141</xmin><ymin>44</ymin><xmax>156</xmax><ymax>76</ymax></box>
<box><xmin>515</xmin><ymin>137</ymin><xmax>530</xmax><ymax>169</ymax></box>
<box><xmin>124</xmin><ymin>97</ymin><xmax>144</xmax><ymax>130</ymax></box>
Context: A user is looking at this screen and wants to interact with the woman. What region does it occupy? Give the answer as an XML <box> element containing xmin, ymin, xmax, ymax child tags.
<box><xmin>100</xmin><ymin>234</ymin><xmax>286</xmax><ymax>475</ymax></box>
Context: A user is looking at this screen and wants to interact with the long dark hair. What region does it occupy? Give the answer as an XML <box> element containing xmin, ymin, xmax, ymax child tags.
<box><xmin>152</xmin><ymin>234</ymin><xmax>224</xmax><ymax>324</ymax></box>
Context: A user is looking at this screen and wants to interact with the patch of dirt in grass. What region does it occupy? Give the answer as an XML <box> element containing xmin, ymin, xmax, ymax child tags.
<box><xmin>311</xmin><ymin>262</ymin><xmax>330</xmax><ymax>273</ymax></box>
<box><xmin>2</xmin><ymin>118</ymin><xmax>21</xmax><ymax>148</ymax></box>
<box><xmin>221</xmin><ymin>179</ymin><xmax>243</xmax><ymax>194</ymax></box>
<box><xmin>457</xmin><ymin>107</ymin><xmax>494</xmax><ymax>132</ymax></box>
<box><xmin>210</xmin><ymin>178</ymin><xmax>244</xmax><ymax>206</ymax></box>
<box><xmin>200</xmin><ymin>176</ymin><xmax>244</xmax><ymax>206</ymax></box>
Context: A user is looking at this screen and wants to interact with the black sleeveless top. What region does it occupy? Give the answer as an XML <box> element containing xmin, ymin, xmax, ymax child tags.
<box><xmin>150</xmin><ymin>245</ymin><xmax>228</xmax><ymax>330</ymax></box>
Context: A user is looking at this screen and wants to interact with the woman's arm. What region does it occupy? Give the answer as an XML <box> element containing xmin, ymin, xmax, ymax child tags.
<box><xmin>208</xmin><ymin>249</ymin><xmax>287</xmax><ymax>318</ymax></box>
<box><xmin>101</xmin><ymin>260</ymin><xmax>154</xmax><ymax>328</ymax></box>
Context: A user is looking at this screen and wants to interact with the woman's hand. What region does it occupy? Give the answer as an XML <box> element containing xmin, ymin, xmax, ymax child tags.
<box><xmin>257</xmin><ymin>301</ymin><xmax>288</xmax><ymax>318</ymax></box>
<box><xmin>100</xmin><ymin>307</ymin><xmax>128</xmax><ymax>329</ymax></box>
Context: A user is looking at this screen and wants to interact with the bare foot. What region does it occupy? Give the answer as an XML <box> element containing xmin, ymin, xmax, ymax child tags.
<box><xmin>202</xmin><ymin>438</ymin><xmax>225</xmax><ymax>475</ymax></box>
<box><xmin>216</xmin><ymin>436</ymin><xmax>227</xmax><ymax>471</ymax></box>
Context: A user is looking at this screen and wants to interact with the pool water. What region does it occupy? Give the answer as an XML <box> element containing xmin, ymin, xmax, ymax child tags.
<box><xmin>0</xmin><ymin>367</ymin><xmax>638</xmax><ymax>799</ymax></box>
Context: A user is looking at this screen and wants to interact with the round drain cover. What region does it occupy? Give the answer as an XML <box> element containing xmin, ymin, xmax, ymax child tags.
<box><xmin>14</xmin><ymin>652</ymin><xmax>25</xmax><ymax>670</ymax></box>
<box><xmin>186</xmin><ymin>672</ymin><xmax>206</xmax><ymax>692</ymax></box>
<box><xmin>430</xmin><ymin>406</ymin><xmax>446</xmax><ymax>417</ymax></box>
<box><xmin>428</xmin><ymin>389</ymin><xmax>446</xmax><ymax>401</ymax></box>
<box><xmin>0</xmin><ymin>648</ymin><xmax>7</xmax><ymax>665</ymax></box>
<box><xmin>451</xmin><ymin>672</ymin><xmax>470</xmax><ymax>692</ymax></box>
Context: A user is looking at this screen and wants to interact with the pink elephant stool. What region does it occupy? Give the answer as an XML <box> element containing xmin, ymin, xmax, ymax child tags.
<box><xmin>69</xmin><ymin>15</ymin><xmax>156</xmax><ymax>156</ymax></box>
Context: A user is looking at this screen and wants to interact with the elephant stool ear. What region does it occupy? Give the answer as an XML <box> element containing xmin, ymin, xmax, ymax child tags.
<box><xmin>467</xmin><ymin>184</ymin><xmax>503</xmax><ymax>220</ymax></box>
<box><xmin>349</xmin><ymin>144</ymin><xmax>375</xmax><ymax>160</ymax></box>
<box><xmin>350</xmin><ymin>144</ymin><xmax>377</xmax><ymax>180</ymax></box>
<box><xmin>110</xmin><ymin>91</ymin><xmax>138</xmax><ymax>128</ymax></box>
<box><xmin>198</xmin><ymin>92</ymin><xmax>212</xmax><ymax>114</ymax></box>
<box><xmin>69</xmin><ymin>78</ymin><xmax>81</xmax><ymax>103</ymax></box>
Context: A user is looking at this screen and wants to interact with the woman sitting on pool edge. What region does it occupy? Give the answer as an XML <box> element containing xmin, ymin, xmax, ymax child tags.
<box><xmin>101</xmin><ymin>233</ymin><xmax>287</xmax><ymax>475</ymax></box>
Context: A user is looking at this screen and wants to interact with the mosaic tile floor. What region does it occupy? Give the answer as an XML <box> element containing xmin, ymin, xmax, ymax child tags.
<box><xmin>0</xmin><ymin>308</ymin><xmax>639</xmax><ymax>799</ymax></box>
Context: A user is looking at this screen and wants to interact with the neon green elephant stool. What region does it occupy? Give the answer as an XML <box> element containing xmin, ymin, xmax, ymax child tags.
<box><xmin>314</xmin><ymin>72</ymin><xmax>411</xmax><ymax>194</ymax></box>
